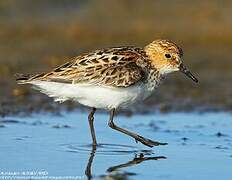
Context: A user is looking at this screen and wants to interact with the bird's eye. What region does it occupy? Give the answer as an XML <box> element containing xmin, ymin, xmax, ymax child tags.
<box><xmin>165</xmin><ymin>54</ymin><xmax>171</xmax><ymax>58</ymax></box>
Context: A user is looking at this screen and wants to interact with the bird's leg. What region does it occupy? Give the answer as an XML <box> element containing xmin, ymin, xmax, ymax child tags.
<box><xmin>108</xmin><ymin>108</ymin><xmax>167</xmax><ymax>148</ymax></box>
<box><xmin>88</xmin><ymin>108</ymin><xmax>97</xmax><ymax>146</ymax></box>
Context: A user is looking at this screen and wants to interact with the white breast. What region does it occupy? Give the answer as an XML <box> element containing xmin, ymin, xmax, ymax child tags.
<box><xmin>30</xmin><ymin>81</ymin><xmax>155</xmax><ymax>110</ymax></box>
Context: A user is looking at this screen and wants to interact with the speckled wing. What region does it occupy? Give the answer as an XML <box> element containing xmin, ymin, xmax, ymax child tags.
<box><xmin>29</xmin><ymin>47</ymin><xmax>147</xmax><ymax>87</ymax></box>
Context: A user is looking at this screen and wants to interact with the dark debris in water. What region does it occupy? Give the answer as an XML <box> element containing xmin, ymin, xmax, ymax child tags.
<box><xmin>215</xmin><ymin>132</ymin><xmax>229</xmax><ymax>137</ymax></box>
<box><xmin>214</xmin><ymin>145</ymin><xmax>229</xmax><ymax>150</ymax></box>
<box><xmin>164</xmin><ymin>129</ymin><xmax>180</xmax><ymax>134</ymax></box>
<box><xmin>181</xmin><ymin>137</ymin><xmax>189</xmax><ymax>142</ymax></box>
<box><xmin>148</xmin><ymin>121</ymin><xmax>160</xmax><ymax>131</ymax></box>
<box><xmin>14</xmin><ymin>137</ymin><xmax>24</xmax><ymax>141</ymax></box>
<box><xmin>31</xmin><ymin>120</ymin><xmax>48</xmax><ymax>126</ymax></box>
<box><xmin>0</xmin><ymin>119</ymin><xmax>20</xmax><ymax>124</ymax></box>
<box><xmin>134</xmin><ymin>123</ymin><xmax>145</xmax><ymax>128</ymax></box>
<box><xmin>13</xmin><ymin>136</ymin><xmax>31</xmax><ymax>141</ymax></box>
<box><xmin>0</xmin><ymin>119</ymin><xmax>51</xmax><ymax>126</ymax></box>
<box><xmin>184</xmin><ymin>124</ymin><xmax>205</xmax><ymax>129</ymax></box>
<box><xmin>52</xmin><ymin>124</ymin><xmax>71</xmax><ymax>129</ymax></box>
<box><xmin>0</xmin><ymin>119</ymin><xmax>28</xmax><ymax>125</ymax></box>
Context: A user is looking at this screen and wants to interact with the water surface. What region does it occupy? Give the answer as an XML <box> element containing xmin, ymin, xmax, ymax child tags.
<box><xmin>0</xmin><ymin>112</ymin><xmax>231</xmax><ymax>179</ymax></box>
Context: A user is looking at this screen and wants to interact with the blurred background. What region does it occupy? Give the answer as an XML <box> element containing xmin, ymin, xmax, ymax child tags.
<box><xmin>0</xmin><ymin>0</ymin><xmax>231</xmax><ymax>115</ymax></box>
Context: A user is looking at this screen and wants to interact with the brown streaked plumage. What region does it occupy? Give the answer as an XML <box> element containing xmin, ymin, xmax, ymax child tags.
<box><xmin>16</xmin><ymin>39</ymin><xmax>198</xmax><ymax>148</ymax></box>
<box><xmin>17</xmin><ymin>47</ymin><xmax>150</xmax><ymax>87</ymax></box>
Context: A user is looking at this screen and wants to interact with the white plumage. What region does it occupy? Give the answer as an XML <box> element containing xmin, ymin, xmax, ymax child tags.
<box><xmin>31</xmin><ymin>80</ymin><xmax>154</xmax><ymax>109</ymax></box>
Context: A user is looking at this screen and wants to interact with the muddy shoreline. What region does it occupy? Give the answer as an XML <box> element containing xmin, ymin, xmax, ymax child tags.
<box><xmin>0</xmin><ymin>80</ymin><xmax>231</xmax><ymax>117</ymax></box>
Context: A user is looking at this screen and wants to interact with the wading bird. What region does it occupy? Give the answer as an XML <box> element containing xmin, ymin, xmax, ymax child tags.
<box><xmin>16</xmin><ymin>39</ymin><xmax>198</xmax><ymax>148</ymax></box>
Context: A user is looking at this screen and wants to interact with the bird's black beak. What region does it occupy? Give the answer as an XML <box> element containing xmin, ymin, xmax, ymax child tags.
<box><xmin>179</xmin><ymin>63</ymin><xmax>198</xmax><ymax>83</ymax></box>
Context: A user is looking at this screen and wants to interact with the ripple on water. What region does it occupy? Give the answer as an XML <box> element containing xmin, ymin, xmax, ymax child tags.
<box><xmin>60</xmin><ymin>143</ymin><xmax>154</xmax><ymax>156</ymax></box>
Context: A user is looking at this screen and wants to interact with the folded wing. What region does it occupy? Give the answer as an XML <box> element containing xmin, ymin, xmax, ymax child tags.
<box><xmin>17</xmin><ymin>47</ymin><xmax>147</xmax><ymax>87</ymax></box>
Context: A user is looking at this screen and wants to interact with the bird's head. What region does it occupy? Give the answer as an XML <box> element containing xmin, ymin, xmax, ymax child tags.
<box><xmin>144</xmin><ymin>39</ymin><xmax>198</xmax><ymax>83</ymax></box>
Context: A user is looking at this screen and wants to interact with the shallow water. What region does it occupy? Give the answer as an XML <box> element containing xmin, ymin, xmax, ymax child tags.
<box><xmin>0</xmin><ymin>112</ymin><xmax>232</xmax><ymax>180</ymax></box>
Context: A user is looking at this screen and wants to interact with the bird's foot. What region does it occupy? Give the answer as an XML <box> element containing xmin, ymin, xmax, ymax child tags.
<box><xmin>135</xmin><ymin>135</ymin><xmax>168</xmax><ymax>148</ymax></box>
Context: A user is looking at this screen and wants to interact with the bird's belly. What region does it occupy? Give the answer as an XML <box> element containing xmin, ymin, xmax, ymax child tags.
<box><xmin>31</xmin><ymin>81</ymin><xmax>150</xmax><ymax>110</ymax></box>
<box><xmin>74</xmin><ymin>83</ymin><xmax>148</xmax><ymax>109</ymax></box>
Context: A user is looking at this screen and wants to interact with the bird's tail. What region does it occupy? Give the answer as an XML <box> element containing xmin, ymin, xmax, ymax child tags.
<box><xmin>15</xmin><ymin>73</ymin><xmax>33</xmax><ymax>84</ymax></box>
<box><xmin>15</xmin><ymin>72</ymin><xmax>48</xmax><ymax>84</ymax></box>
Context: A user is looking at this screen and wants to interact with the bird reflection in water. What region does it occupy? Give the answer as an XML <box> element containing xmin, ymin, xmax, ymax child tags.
<box><xmin>84</xmin><ymin>144</ymin><xmax>166</xmax><ymax>179</ymax></box>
